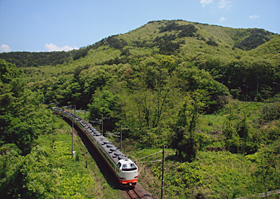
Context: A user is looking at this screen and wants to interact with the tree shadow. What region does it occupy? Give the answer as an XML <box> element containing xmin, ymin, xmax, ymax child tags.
<box><xmin>165</xmin><ymin>154</ymin><xmax>181</xmax><ymax>162</ymax></box>
<box><xmin>165</xmin><ymin>153</ymin><xmax>192</xmax><ymax>163</ymax></box>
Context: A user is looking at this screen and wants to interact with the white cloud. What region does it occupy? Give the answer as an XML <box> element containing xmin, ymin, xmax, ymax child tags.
<box><xmin>0</xmin><ymin>44</ymin><xmax>11</xmax><ymax>53</ymax></box>
<box><xmin>44</xmin><ymin>43</ymin><xmax>78</xmax><ymax>51</ymax></box>
<box><xmin>220</xmin><ymin>17</ymin><xmax>226</xmax><ymax>22</ymax></box>
<box><xmin>200</xmin><ymin>0</ymin><xmax>213</xmax><ymax>7</ymax></box>
<box><xmin>218</xmin><ymin>0</ymin><xmax>232</xmax><ymax>9</ymax></box>
<box><xmin>249</xmin><ymin>15</ymin><xmax>259</xmax><ymax>20</ymax></box>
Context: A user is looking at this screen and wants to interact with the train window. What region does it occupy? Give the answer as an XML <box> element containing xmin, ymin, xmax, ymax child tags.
<box><xmin>130</xmin><ymin>163</ymin><xmax>136</xmax><ymax>168</ymax></box>
<box><xmin>117</xmin><ymin>162</ymin><xmax>121</xmax><ymax>168</ymax></box>
<box><xmin>122</xmin><ymin>163</ymin><xmax>137</xmax><ymax>171</ymax></box>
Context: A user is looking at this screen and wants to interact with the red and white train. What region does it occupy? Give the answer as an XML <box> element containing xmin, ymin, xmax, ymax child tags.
<box><xmin>52</xmin><ymin>107</ymin><xmax>138</xmax><ymax>187</ymax></box>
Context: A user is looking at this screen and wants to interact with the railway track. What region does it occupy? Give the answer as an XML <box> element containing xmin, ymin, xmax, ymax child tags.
<box><xmin>124</xmin><ymin>182</ymin><xmax>157</xmax><ymax>199</ymax></box>
<box><xmin>126</xmin><ymin>188</ymin><xmax>141</xmax><ymax>199</ymax></box>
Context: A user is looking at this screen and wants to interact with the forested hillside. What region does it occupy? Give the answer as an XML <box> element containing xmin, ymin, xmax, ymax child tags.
<box><xmin>0</xmin><ymin>44</ymin><xmax>97</xmax><ymax>67</ymax></box>
<box><xmin>1</xmin><ymin>20</ymin><xmax>280</xmax><ymax>198</ymax></box>
<box><xmin>2</xmin><ymin>20</ymin><xmax>279</xmax><ymax>103</ymax></box>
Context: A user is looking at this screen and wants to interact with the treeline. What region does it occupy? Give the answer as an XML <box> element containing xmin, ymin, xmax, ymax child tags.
<box><xmin>0</xmin><ymin>51</ymin><xmax>71</xmax><ymax>67</ymax></box>
<box><xmin>99</xmin><ymin>52</ymin><xmax>280</xmax><ymax>102</ymax></box>
<box><xmin>197</xmin><ymin>57</ymin><xmax>280</xmax><ymax>101</ymax></box>
<box><xmin>0</xmin><ymin>44</ymin><xmax>97</xmax><ymax>67</ymax></box>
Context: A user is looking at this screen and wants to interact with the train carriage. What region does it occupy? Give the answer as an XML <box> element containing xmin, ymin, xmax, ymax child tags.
<box><xmin>52</xmin><ymin>107</ymin><xmax>138</xmax><ymax>187</ymax></box>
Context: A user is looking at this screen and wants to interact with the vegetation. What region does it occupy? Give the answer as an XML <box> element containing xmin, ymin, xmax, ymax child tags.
<box><xmin>1</xmin><ymin>19</ymin><xmax>280</xmax><ymax>198</ymax></box>
<box><xmin>0</xmin><ymin>46</ymin><xmax>96</xmax><ymax>68</ymax></box>
<box><xmin>130</xmin><ymin>100</ymin><xmax>280</xmax><ymax>198</ymax></box>
<box><xmin>0</xmin><ymin>135</ymin><xmax>98</xmax><ymax>198</ymax></box>
<box><xmin>0</xmin><ymin>59</ymin><xmax>121</xmax><ymax>198</ymax></box>
<box><xmin>234</xmin><ymin>29</ymin><xmax>275</xmax><ymax>51</ymax></box>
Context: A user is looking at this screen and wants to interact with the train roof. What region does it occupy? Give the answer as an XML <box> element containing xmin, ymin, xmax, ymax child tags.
<box><xmin>52</xmin><ymin>107</ymin><xmax>129</xmax><ymax>165</ymax></box>
<box><xmin>118</xmin><ymin>158</ymin><xmax>135</xmax><ymax>165</ymax></box>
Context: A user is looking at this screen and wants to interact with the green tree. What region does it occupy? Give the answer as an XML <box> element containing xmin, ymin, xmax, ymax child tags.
<box><xmin>0</xmin><ymin>59</ymin><xmax>55</xmax><ymax>154</ymax></box>
<box><xmin>0</xmin><ymin>143</ymin><xmax>62</xmax><ymax>198</ymax></box>
<box><xmin>172</xmin><ymin>91</ymin><xmax>205</xmax><ymax>162</ymax></box>
<box><xmin>88</xmin><ymin>90</ymin><xmax>123</xmax><ymax>132</ymax></box>
<box><xmin>252</xmin><ymin>146</ymin><xmax>280</xmax><ymax>198</ymax></box>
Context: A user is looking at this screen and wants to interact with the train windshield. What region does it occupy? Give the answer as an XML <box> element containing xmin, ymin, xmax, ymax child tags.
<box><xmin>122</xmin><ymin>163</ymin><xmax>137</xmax><ymax>171</ymax></box>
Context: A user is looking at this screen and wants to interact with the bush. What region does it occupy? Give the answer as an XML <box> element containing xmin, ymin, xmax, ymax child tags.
<box><xmin>151</xmin><ymin>151</ymin><xmax>257</xmax><ymax>198</ymax></box>
<box><xmin>159</xmin><ymin>22</ymin><xmax>197</xmax><ymax>37</ymax></box>
<box><xmin>106</xmin><ymin>35</ymin><xmax>127</xmax><ymax>50</ymax></box>
<box><xmin>261</xmin><ymin>103</ymin><xmax>280</xmax><ymax>121</ymax></box>
<box><xmin>206</xmin><ymin>38</ymin><xmax>218</xmax><ymax>46</ymax></box>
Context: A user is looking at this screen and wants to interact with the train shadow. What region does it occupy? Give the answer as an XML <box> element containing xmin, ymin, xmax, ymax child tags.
<box><xmin>63</xmin><ymin>118</ymin><xmax>121</xmax><ymax>190</ymax></box>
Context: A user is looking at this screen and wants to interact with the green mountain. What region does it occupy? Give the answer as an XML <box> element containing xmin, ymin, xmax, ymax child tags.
<box><xmin>1</xmin><ymin>20</ymin><xmax>279</xmax><ymax>107</ymax></box>
<box><xmin>0</xmin><ymin>20</ymin><xmax>278</xmax><ymax>67</ymax></box>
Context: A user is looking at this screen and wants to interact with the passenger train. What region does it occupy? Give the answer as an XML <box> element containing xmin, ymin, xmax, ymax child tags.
<box><xmin>52</xmin><ymin>107</ymin><xmax>138</xmax><ymax>187</ymax></box>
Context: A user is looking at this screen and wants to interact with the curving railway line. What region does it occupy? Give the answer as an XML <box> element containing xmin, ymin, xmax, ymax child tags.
<box><xmin>52</xmin><ymin>107</ymin><xmax>138</xmax><ymax>187</ymax></box>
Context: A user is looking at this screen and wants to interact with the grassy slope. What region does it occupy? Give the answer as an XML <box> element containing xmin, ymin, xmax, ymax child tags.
<box><xmin>249</xmin><ymin>35</ymin><xmax>280</xmax><ymax>61</ymax></box>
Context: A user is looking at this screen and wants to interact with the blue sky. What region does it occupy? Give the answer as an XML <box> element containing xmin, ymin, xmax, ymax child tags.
<box><xmin>0</xmin><ymin>0</ymin><xmax>279</xmax><ymax>52</ymax></box>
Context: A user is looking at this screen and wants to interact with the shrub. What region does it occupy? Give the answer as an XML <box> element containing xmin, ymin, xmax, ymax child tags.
<box><xmin>261</xmin><ymin>103</ymin><xmax>280</xmax><ymax>121</ymax></box>
<box><xmin>206</xmin><ymin>38</ymin><xmax>218</xmax><ymax>46</ymax></box>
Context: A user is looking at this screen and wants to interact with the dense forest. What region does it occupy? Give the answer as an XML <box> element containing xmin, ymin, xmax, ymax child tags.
<box><xmin>1</xmin><ymin>20</ymin><xmax>280</xmax><ymax>198</ymax></box>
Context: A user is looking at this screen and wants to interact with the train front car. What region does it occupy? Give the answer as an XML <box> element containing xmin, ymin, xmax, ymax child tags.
<box><xmin>116</xmin><ymin>159</ymin><xmax>138</xmax><ymax>187</ymax></box>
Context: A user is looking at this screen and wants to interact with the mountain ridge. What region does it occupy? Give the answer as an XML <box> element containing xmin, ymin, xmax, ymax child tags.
<box><xmin>0</xmin><ymin>19</ymin><xmax>278</xmax><ymax>68</ymax></box>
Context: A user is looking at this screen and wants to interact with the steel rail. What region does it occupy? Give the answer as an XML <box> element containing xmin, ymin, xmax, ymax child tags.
<box><xmin>126</xmin><ymin>189</ymin><xmax>141</xmax><ymax>199</ymax></box>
